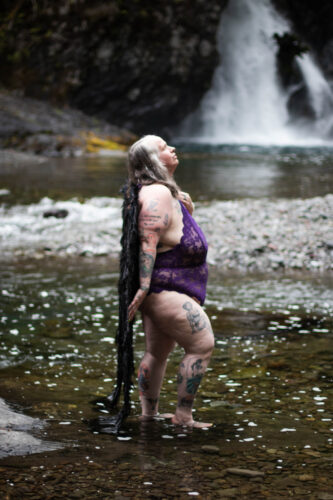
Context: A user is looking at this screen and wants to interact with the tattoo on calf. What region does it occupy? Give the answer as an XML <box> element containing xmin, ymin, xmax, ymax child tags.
<box><xmin>186</xmin><ymin>374</ymin><xmax>203</xmax><ymax>395</ymax></box>
<box><xmin>191</xmin><ymin>358</ymin><xmax>203</xmax><ymax>374</ymax></box>
<box><xmin>178</xmin><ymin>397</ymin><xmax>193</xmax><ymax>408</ymax></box>
<box><xmin>182</xmin><ymin>301</ymin><xmax>207</xmax><ymax>334</ymax></box>
<box><xmin>138</xmin><ymin>364</ymin><xmax>150</xmax><ymax>393</ymax></box>
<box><xmin>147</xmin><ymin>397</ymin><xmax>158</xmax><ymax>411</ymax></box>
<box><xmin>185</xmin><ymin>358</ymin><xmax>204</xmax><ymax>395</ymax></box>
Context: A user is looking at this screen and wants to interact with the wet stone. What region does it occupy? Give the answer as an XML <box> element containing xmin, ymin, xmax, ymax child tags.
<box><xmin>226</xmin><ymin>468</ymin><xmax>265</xmax><ymax>478</ymax></box>
<box><xmin>202</xmin><ymin>471</ymin><xmax>222</xmax><ymax>480</ymax></box>
<box><xmin>299</xmin><ymin>474</ymin><xmax>314</xmax><ymax>481</ymax></box>
<box><xmin>318</xmin><ymin>494</ymin><xmax>333</xmax><ymax>500</ymax></box>
<box><xmin>216</xmin><ymin>488</ymin><xmax>238</xmax><ymax>498</ymax></box>
<box><xmin>201</xmin><ymin>445</ymin><xmax>220</xmax><ymax>454</ymax></box>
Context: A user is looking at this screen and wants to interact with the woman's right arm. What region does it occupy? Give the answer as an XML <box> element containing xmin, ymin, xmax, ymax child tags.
<box><xmin>128</xmin><ymin>185</ymin><xmax>173</xmax><ymax>321</ymax></box>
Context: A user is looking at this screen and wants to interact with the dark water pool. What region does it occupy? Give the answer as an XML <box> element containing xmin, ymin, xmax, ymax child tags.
<box><xmin>0</xmin><ymin>258</ymin><xmax>332</xmax><ymax>499</ymax></box>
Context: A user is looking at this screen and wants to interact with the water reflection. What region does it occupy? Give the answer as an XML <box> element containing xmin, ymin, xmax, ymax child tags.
<box><xmin>1</xmin><ymin>146</ymin><xmax>333</xmax><ymax>205</ymax></box>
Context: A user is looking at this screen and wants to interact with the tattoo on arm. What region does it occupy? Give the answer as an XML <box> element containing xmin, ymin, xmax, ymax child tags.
<box><xmin>139</xmin><ymin>249</ymin><xmax>155</xmax><ymax>290</ymax></box>
<box><xmin>182</xmin><ymin>301</ymin><xmax>207</xmax><ymax>334</ymax></box>
<box><xmin>163</xmin><ymin>213</ymin><xmax>169</xmax><ymax>226</ymax></box>
<box><xmin>147</xmin><ymin>199</ymin><xmax>159</xmax><ymax>211</ymax></box>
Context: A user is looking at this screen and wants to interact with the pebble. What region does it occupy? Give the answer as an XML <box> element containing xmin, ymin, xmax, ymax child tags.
<box><xmin>216</xmin><ymin>488</ymin><xmax>238</xmax><ymax>498</ymax></box>
<box><xmin>1</xmin><ymin>193</ymin><xmax>332</xmax><ymax>272</ymax></box>
<box><xmin>201</xmin><ymin>445</ymin><xmax>220</xmax><ymax>454</ymax></box>
<box><xmin>226</xmin><ymin>468</ymin><xmax>265</xmax><ymax>478</ymax></box>
<box><xmin>196</xmin><ymin>194</ymin><xmax>333</xmax><ymax>273</ymax></box>
<box><xmin>299</xmin><ymin>474</ymin><xmax>314</xmax><ymax>481</ymax></box>
<box><xmin>318</xmin><ymin>494</ymin><xmax>333</xmax><ymax>500</ymax></box>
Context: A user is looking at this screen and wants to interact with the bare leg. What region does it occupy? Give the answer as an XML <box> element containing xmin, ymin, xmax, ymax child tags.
<box><xmin>141</xmin><ymin>292</ymin><xmax>215</xmax><ymax>427</ymax></box>
<box><xmin>138</xmin><ymin>313</ymin><xmax>175</xmax><ymax>418</ymax></box>
<box><xmin>173</xmin><ymin>352</ymin><xmax>212</xmax><ymax>428</ymax></box>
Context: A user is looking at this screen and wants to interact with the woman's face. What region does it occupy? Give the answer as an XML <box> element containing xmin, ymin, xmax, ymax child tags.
<box><xmin>157</xmin><ymin>138</ymin><xmax>178</xmax><ymax>175</ymax></box>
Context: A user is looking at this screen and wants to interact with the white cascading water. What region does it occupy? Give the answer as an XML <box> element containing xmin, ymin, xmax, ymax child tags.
<box><xmin>179</xmin><ymin>0</ymin><xmax>333</xmax><ymax>145</ymax></box>
<box><xmin>297</xmin><ymin>53</ymin><xmax>333</xmax><ymax>139</ymax></box>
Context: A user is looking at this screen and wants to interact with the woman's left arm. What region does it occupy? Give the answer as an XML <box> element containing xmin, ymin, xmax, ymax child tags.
<box><xmin>128</xmin><ymin>185</ymin><xmax>173</xmax><ymax>321</ymax></box>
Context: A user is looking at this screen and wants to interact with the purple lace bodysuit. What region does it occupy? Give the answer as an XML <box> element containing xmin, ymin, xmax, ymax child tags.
<box><xmin>149</xmin><ymin>201</ymin><xmax>208</xmax><ymax>305</ymax></box>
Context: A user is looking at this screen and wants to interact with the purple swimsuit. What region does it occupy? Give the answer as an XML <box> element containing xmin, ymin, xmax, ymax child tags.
<box><xmin>149</xmin><ymin>201</ymin><xmax>208</xmax><ymax>305</ymax></box>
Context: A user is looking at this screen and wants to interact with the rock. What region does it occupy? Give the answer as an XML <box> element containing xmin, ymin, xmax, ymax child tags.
<box><xmin>299</xmin><ymin>474</ymin><xmax>314</xmax><ymax>481</ymax></box>
<box><xmin>272</xmin><ymin>0</ymin><xmax>333</xmax><ymax>78</ymax></box>
<box><xmin>216</xmin><ymin>488</ymin><xmax>238</xmax><ymax>498</ymax></box>
<box><xmin>201</xmin><ymin>445</ymin><xmax>220</xmax><ymax>454</ymax></box>
<box><xmin>43</xmin><ymin>209</ymin><xmax>69</xmax><ymax>219</ymax></box>
<box><xmin>0</xmin><ymin>1</ymin><xmax>228</xmax><ymax>135</ymax></box>
<box><xmin>226</xmin><ymin>468</ymin><xmax>265</xmax><ymax>478</ymax></box>
<box><xmin>0</xmin><ymin>398</ymin><xmax>61</xmax><ymax>458</ymax></box>
<box><xmin>0</xmin><ymin>90</ymin><xmax>136</xmax><ymax>157</ymax></box>
<box><xmin>318</xmin><ymin>494</ymin><xmax>333</xmax><ymax>500</ymax></box>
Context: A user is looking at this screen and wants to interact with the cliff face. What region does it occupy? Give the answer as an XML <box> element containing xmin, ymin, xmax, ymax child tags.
<box><xmin>272</xmin><ymin>0</ymin><xmax>333</xmax><ymax>77</ymax></box>
<box><xmin>1</xmin><ymin>0</ymin><xmax>333</xmax><ymax>136</ymax></box>
<box><xmin>0</xmin><ymin>0</ymin><xmax>227</xmax><ymax>135</ymax></box>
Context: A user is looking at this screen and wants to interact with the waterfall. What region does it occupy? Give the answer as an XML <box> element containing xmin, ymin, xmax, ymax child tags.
<box><xmin>297</xmin><ymin>54</ymin><xmax>333</xmax><ymax>139</ymax></box>
<box><xmin>179</xmin><ymin>0</ymin><xmax>333</xmax><ymax>145</ymax></box>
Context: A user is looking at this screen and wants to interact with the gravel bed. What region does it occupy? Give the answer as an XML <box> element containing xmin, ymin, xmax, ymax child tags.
<box><xmin>196</xmin><ymin>194</ymin><xmax>333</xmax><ymax>273</ymax></box>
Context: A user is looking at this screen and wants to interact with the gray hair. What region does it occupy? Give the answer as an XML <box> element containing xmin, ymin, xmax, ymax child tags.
<box><xmin>127</xmin><ymin>135</ymin><xmax>180</xmax><ymax>197</ymax></box>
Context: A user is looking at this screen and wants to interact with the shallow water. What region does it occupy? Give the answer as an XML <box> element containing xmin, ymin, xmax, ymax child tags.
<box><xmin>0</xmin><ymin>259</ymin><xmax>332</xmax><ymax>498</ymax></box>
<box><xmin>0</xmin><ymin>146</ymin><xmax>333</xmax><ymax>498</ymax></box>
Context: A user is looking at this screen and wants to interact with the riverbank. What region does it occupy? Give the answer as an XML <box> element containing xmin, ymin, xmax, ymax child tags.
<box><xmin>0</xmin><ymin>89</ymin><xmax>135</xmax><ymax>157</ymax></box>
<box><xmin>0</xmin><ymin>192</ymin><xmax>331</xmax><ymax>274</ymax></box>
<box><xmin>196</xmin><ymin>194</ymin><xmax>333</xmax><ymax>273</ymax></box>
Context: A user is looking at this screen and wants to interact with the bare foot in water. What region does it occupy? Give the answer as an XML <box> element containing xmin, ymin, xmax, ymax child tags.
<box><xmin>171</xmin><ymin>415</ymin><xmax>213</xmax><ymax>428</ymax></box>
<box><xmin>139</xmin><ymin>414</ymin><xmax>157</xmax><ymax>421</ymax></box>
<box><xmin>139</xmin><ymin>413</ymin><xmax>174</xmax><ymax>421</ymax></box>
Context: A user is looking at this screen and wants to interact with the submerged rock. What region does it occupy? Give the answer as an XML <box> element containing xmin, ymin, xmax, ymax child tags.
<box><xmin>226</xmin><ymin>468</ymin><xmax>265</xmax><ymax>478</ymax></box>
<box><xmin>0</xmin><ymin>398</ymin><xmax>61</xmax><ymax>458</ymax></box>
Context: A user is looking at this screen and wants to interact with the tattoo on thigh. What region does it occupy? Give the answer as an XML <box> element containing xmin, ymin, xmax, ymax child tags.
<box><xmin>182</xmin><ymin>301</ymin><xmax>207</xmax><ymax>334</ymax></box>
<box><xmin>138</xmin><ymin>364</ymin><xmax>150</xmax><ymax>393</ymax></box>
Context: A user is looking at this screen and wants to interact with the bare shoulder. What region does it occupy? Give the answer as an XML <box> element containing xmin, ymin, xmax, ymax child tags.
<box><xmin>139</xmin><ymin>184</ymin><xmax>173</xmax><ymax>205</ymax></box>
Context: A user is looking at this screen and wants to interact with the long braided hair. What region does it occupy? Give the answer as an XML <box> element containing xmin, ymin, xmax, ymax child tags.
<box><xmin>93</xmin><ymin>182</ymin><xmax>140</xmax><ymax>434</ymax></box>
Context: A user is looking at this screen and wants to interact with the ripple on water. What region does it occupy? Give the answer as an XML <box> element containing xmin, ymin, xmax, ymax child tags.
<box><xmin>0</xmin><ymin>259</ymin><xmax>332</xmax><ymax>498</ymax></box>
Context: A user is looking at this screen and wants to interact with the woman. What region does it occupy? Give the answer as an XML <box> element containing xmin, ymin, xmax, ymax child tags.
<box><xmin>127</xmin><ymin>135</ymin><xmax>214</xmax><ymax>428</ymax></box>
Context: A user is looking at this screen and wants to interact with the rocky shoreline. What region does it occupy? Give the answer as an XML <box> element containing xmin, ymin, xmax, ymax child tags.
<box><xmin>197</xmin><ymin>194</ymin><xmax>333</xmax><ymax>273</ymax></box>
<box><xmin>0</xmin><ymin>192</ymin><xmax>332</xmax><ymax>274</ymax></box>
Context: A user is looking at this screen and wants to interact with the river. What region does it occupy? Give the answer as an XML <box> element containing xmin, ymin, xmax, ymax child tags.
<box><xmin>0</xmin><ymin>146</ymin><xmax>332</xmax><ymax>499</ymax></box>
